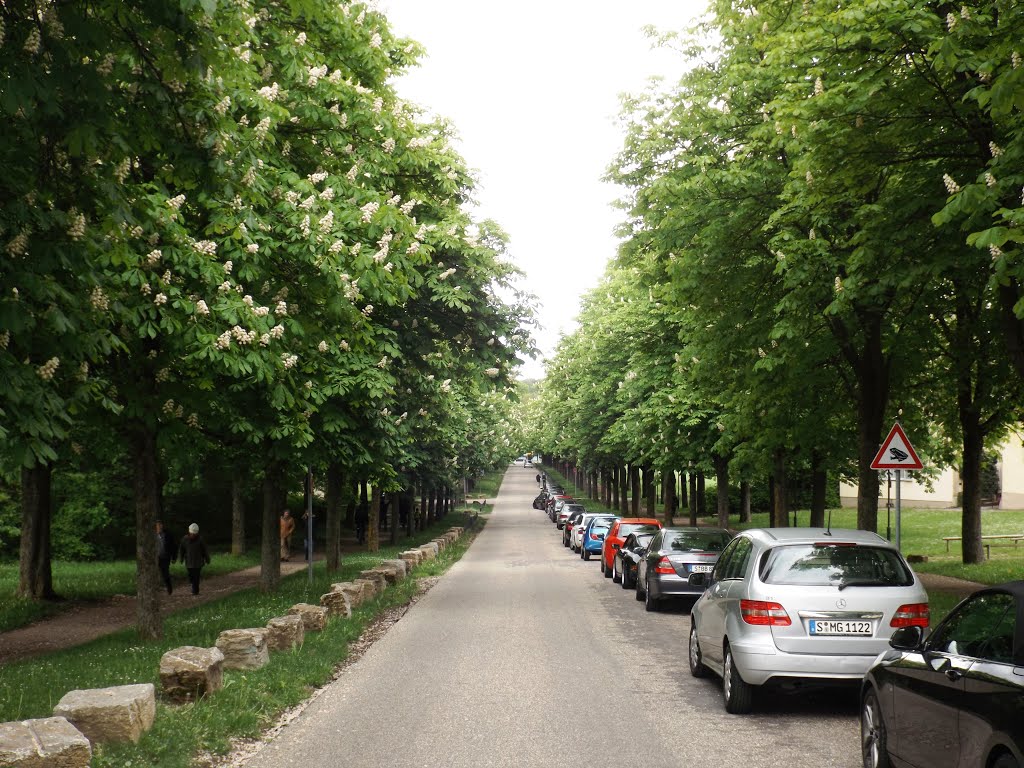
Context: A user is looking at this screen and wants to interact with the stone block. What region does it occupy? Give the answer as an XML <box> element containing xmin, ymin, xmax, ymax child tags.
<box><xmin>354</xmin><ymin>578</ymin><xmax>380</xmax><ymax>599</ymax></box>
<box><xmin>399</xmin><ymin>550</ymin><xmax>423</xmax><ymax>567</ymax></box>
<box><xmin>330</xmin><ymin>581</ymin><xmax>367</xmax><ymax>607</ymax></box>
<box><xmin>215</xmin><ymin>629</ymin><xmax>270</xmax><ymax>671</ymax></box>
<box><xmin>417</xmin><ymin>544</ymin><xmax>437</xmax><ymax>560</ymax></box>
<box><xmin>380</xmin><ymin>559</ymin><xmax>409</xmax><ymax>578</ymax></box>
<box><xmin>265</xmin><ymin>615</ymin><xmax>304</xmax><ymax>652</ymax></box>
<box><xmin>287</xmin><ymin>603</ymin><xmax>328</xmax><ymax>632</ymax></box>
<box><xmin>432</xmin><ymin>538</ymin><xmax>447</xmax><ymax>552</ymax></box>
<box><xmin>319</xmin><ymin>589</ymin><xmax>351</xmax><ymax>618</ymax></box>
<box><xmin>159</xmin><ymin>646</ymin><xmax>224</xmax><ymax>702</ymax></box>
<box><xmin>448</xmin><ymin>526</ymin><xmax>464</xmax><ymax>536</ymax></box>
<box><xmin>358</xmin><ymin>570</ymin><xmax>388</xmax><ymax>593</ymax></box>
<box><xmin>53</xmin><ymin>683</ymin><xmax>155</xmax><ymax>744</ymax></box>
<box><xmin>0</xmin><ymin>717</ymin><xmax>91</xmax><ymax>768</ymax></box>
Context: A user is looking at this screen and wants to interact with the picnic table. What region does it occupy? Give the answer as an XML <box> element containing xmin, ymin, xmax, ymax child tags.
<box><xmin>942</xmin><ymin>533</ymin><xmax>1024</xmax><ymax>558</ymax></box>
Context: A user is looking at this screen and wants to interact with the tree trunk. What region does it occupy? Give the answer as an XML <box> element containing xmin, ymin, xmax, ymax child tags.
<box><xmin>714</xmin><ymin>454</ymin><xmax>730</xmax><ymax>529</ymax></box>
<box><xmin>389</xmin><ymin>491</ymin><xmax>399</xmax><ymax>545</ymax></box>
<box><xmin>740</xmin><ymin>480</ymin><xmax>751</xmax><ymax>523</ymax></box>
<box><xmin>260</xmin><ymin>465</ymin><xmax>283</xmax><ymax>592</ymax></box>
<box><xmin>611</xmin><ymin>468</ymin><xmax>620</xmax><ymax>510</ymax></box>
<box><xmin>663</xmin><ymin>471</ymin><xmax>676</xmax><ymax>526</ymax></box>
<box><xmin>231</xmin><ymin>470</ymin><xmax>246</xmax><ymax>556</ymax></box>
<box><xmin>619</xmin><ymin>466</ymin><xmax>629</xmax><ymax>515</ymax></box>
<box><xmin>688</xmin><ymin>472</ymin><xmax>697</xmax><ymax>526</ymax></box>
<box><xmin>773</xmin><ymin>449</ymin><xmax>789</xmax><ymax>527</ymax></box>
<box><xmin>768</xmin><ymin>473</ymin><xmax>776</xmax><ymax>523</ymax></box>
<box><xmin>696</xmin><ymin>471</ymin><xmax>706</xmax><ymax>518</ymax></box>
<box><xmin>810</xmin><ymin>452</ymin><xmax>827</xmax><ymax>528</ymax></box>
<box><xmin>630</xmin><ymin>465</ymin><xmax>641</xmax><ymax>516</ymax></box>
<box><xmin>367</xmin><ymin>484</ymin><xmax>381</xmax><ymax>552</ymax></box>
<box><xmin>131</xmin><ymin>426</ymin><xmax>163</xmax><ymax>640</ymax></box>
<box><xmin>854</xmin><ymin>325</ymin><xmax>889</xmax><ymax>533</ymax></box>
<box><xmin>405</xmin><ymin>487</ymin><xmax>414</xmax><ymax>537</ymax></box>
<box><xmin>644</xmin><ymin>467</ymin><xmax>656</xmax><ymax>517</ymax></box>
<box><xmin>325</xmin><ymin>462</ymin><xmax>344</xmax><ymax>574</ymax></box>
<box><xmin>680</xmin><ymin>471</ymin><xmax>688</xmax><ymax>509</ymax></box>
<box><xmin>960</xmin><ymin>408</ymin><xmax>986</xmax><ymax>565</ymax></box>
<box><xmin>17</xmin><ymin>464</ymin><xmax>56</xmax><ymax>600</ymax></box>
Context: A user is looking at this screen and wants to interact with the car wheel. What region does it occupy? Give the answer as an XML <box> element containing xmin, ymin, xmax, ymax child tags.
<box><xmin>621</xmin><ymin>568</ymin><xmax>631</xmax><ymax>590</ymax></box>
<box><xmin>644</xmin><ymin>580</ymin><xmax>659</xmax><ymax>612</ymax></box>
<box><xmin>992</xmin><ymin>756</ymin><xmax>1020</xmax><ymax>768</ymax></box>
<box><xmin>603</xmin><ymin>559</ymin><xmax>613</xmax><ymax>578</ymax></box>
<box><xmin>612</xmin><ymin>560</ymin><xmax>621</xmax><ymax>584</ymax></box>
<box><xmin>860</xmin><ymin>689</ymin><xmax>890</xmax><ymax>768</ymax></box>
<box><xmin>582</xmin><ymin>548</ymin><xmax>590</xmax><ymax>561</ymax></box>
<box><xmin>689</xmin><ymin>623</ymin><xmax>707</xmax><ymax>678</ymax></box>
<box><xmin>723</xmin><ymin>646</ymin><xmax>753</xmax><ymax>714</ymax></box>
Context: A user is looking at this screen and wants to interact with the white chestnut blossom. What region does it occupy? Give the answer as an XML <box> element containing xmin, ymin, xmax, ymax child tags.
<box><xmin>484</xmin><ymin>367</ymin><xmax>499</xmax><ymax>377</ymax></box>
<box><xmin>195</xmin><ymin>299</ymin><xmax>210</xmax><ymax>315</ymax></box>
<box><xmin>90</xmin><ymin>287</ymin><xmax>109</xmax><ymax>311</ymax></box>
<box><xmin>942</xmin><ymin>174</ymin><xmax>961</xmax><ymax>194</ymax></box>
<box><xmin>275</xmin><ymin>300</ymin><xmax>288</xmax><ymax>316</ymax></box>
<box><xmin>282</xmin><ymin>353</ymin><xmax>298</xmax><ymax>368</ymax></box>
<box><xmin>360</xmin><ymin>201</ymin><xmax>379</xmax><ymax>222</ymax></box>
<box><xmin>154</xmin><ymin>293</ymin><xmax>167</xmax><ymax>306</ymax></box>
<box><xmin>246</xmin><ymin>243</ymin><xmax>259</xmax><ymax>253</ymax></box>
<box><xmin>318</xmin><ymin>340</ymin><xmax>328</xmax><ymax>353</ymax></box>
<box><xmin>224</xmin><ymin>260</ymin><xmax>233</xmax><ymax>274</ymax></box>
<box><xmin>295</xmin><ymin>32</ymin><xmax>307</xmax><ymax>45</ymax></box>
<box><xmin>339</xmin><ymin>340</ymin><xmax>350</xmax><ymax>351</ymax></box>
<box><xmin>167</xmin><ymin>194</ymin><xmax>186</xmax><ymax>210</ymax></box>
<box><xmin>362</xmin><ymin>304</ymin><xmax>374</xmax><ymax>316</ymax></box>
<box><xmin>193</xmin><ymin>240</ymin><xmax>217</xmax><ymax>255</ymax></box>
<box><xmin>37</xmin><ymin>357</ymin><xmax>60</xmax><ymax>381</ymax></box>
<box><xmin>67</xmin><ymin>210</ymin><xmax>86</xmax><ymax>240</ymax></box>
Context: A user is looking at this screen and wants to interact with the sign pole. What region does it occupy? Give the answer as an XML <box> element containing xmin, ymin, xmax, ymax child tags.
<box><xmin>306</xmin><ymin>466</ymin><xmax>314</xmax><ymax>583</ymax></box>
<box><xmin>895</xmin><ymin>469</ymin><xmax>901</xmax><ymax>552</ymax></box>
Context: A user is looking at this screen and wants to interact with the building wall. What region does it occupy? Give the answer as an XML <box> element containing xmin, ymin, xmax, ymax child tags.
<box><xmin>1000</xmin><ymin>431</ymin><xmax>1024</xmax><ymax>509</ymax></box>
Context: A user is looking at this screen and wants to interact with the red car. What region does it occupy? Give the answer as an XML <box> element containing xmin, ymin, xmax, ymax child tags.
<box><xmin>601</xmin><ymin>518</ymin><xmax>662</xmax><ymax>578</ymax></box>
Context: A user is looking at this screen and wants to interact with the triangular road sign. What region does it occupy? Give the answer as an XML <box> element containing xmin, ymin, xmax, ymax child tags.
<box><xmin>871</xmin><ymin>423</ymin><xmax>924</xmax><ymax>470</ymax></box>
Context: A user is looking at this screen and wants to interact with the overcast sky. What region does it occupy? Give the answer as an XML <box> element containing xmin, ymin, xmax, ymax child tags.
<box><xmin>381</xmin><ymin>0</ymin><xmax>708</xmax><ymax>379</ymax></box>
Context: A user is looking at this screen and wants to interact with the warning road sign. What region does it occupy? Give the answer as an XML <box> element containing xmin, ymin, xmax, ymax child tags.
<box><xmin>870</xmin><ymin>423</ymin><xmax>923</xmax><ymax>470</ymax></box>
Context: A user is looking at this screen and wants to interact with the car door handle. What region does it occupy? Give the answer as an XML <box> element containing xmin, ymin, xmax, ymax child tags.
<box><xmin>944</xmin><ymin>669</ymin><xmax>963</xmax><ymax>682</ymax></box>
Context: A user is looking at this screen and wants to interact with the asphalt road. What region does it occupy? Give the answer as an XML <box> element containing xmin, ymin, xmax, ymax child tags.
<box><xmin>243</xmin><ymin>466</ymin><xmax>861</xmax><ymax>768</ymax></box>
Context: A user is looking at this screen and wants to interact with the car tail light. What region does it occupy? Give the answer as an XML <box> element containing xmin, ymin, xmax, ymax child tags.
<box><xmin>891</xmin><ymin>603</ymin><xmax>929</xmax><ymax>628</ymax></box>
<box><xmin>589</xmin><ymin>532</ymin><xmax>600</xmax><ymax>540</ymax></box>
<box><xmin>740</xmin><ymin>600</ymin><xmax>791</xmax><ymax>626</ymax></box>
<box><xmin>654</xmin><ymin>557</ymin><xmax>675</xmax><ymax>574</ymax></box>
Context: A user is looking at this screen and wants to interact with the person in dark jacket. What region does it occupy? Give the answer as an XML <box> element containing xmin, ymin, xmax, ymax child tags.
<box><xmin>179</xmin><ymin>523</ymin><xmax>210</xmax><ymax>596</ymax></box>
<box><xmin>156</xmin><ymin>520</ymin><xmax>175</xmax><ymax>594</ymax></box>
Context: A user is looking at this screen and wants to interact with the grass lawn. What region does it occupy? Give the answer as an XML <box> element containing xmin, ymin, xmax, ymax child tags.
<box><xmin>0</xmin><ymin>553</ymin><xmax>262</xmax><ymax>633</ymax></box>
<box><xmin>0</xmin><ymin>515</ymin><xmax>479</xmax><ymax>768</ymax></box>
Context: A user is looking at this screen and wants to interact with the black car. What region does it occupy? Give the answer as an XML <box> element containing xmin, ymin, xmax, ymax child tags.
<box><xmin>861</xmin><ymin>580</ymin><xmax>1024</xmax><ymax>768</ymax></box>
<box><xmin>615</xmin><ymin>531</ymin><xmax>656</xmax><ymax>589</ymax></box>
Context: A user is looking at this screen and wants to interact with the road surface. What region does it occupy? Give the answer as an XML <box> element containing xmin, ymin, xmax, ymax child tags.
<box><xmin>243</xmin><ymin>466</ymin><xmax>860</xmax><ymax>768</ymax></box>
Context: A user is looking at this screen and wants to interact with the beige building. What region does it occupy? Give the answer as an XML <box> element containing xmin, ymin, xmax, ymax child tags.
<box><xmin>840</xmin><ymin>431</ymin><xmax>1024</xmax><ymax>510</ymax></box>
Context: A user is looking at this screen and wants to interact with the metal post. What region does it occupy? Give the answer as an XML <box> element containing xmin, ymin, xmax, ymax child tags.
<box><xmin>895</xmin><ymin>469</ymin><xmax>902</xmax><ymax>552</ymax></box>
<box><xmin>306</xmin><ymin>466</ymin><xmax>314</xmax><ymax>583</ymax></box>
<box><xmin>886</xmin><ymin>472</ymin><xmax>892</xmax><ymax>541</ymax></box>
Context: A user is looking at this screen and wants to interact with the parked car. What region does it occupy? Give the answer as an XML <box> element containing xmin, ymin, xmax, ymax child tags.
<box><xmin>571</xmin><ymin>513</ymin><xmax>615</xmax><ymax>552</ymax></box>
<box><xmin>615</xmin><ymin>532</ymin><xmax>657</xmax><ymax>590</ymax></box>
<box><xmin>601</xmin><ymin>518</ymin><xmax>662</xmax><ymax>578</ymax></box>
<box><xmin>561</xmin><ymin>507</ymin><xmax>588</xmax><ymax>546</ymax></box>
<box><xmin>687</xmin><ymin>528</ymin><xmax>928</xmax><ymax>714</ymax></box>
<box><xmin>547</xmin><ymin>494</ymin><xmax>573</xmax><ymax>522</ymax></box>
<box><xmin>860</xmin><ymin>581</ymin><xmax>1024</xmax><ymax>768</ymax></box>
<box><xmin>556</xmin><ymin>502</ymin><xmax>586</xmax><ymax>530</ymax></box>
<box><xmin>581</xmin><ymin>516</ymin><xmax>618</xmax><ymax>561</ymax></box>
<box><xmin>634</xmin><ymin>526</ymin><xmax>732</xmax><ymax>611</ymax></box>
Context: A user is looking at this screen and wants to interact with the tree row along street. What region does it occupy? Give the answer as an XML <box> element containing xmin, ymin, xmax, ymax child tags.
<box><xmin>240</xmin><ymin>466</ymin><xmax>859</xmax><ymax>768</ymax></box>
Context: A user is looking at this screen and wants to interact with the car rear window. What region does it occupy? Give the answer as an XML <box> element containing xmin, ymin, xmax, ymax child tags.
<box><xmin>663</xmin><ymin>531</ymin><xmax>730</xmax><ymax>553</ymax></box>
<box><xmin>759</xmin><ymin>544</ymin><xmax>914</xmax><ymax>587</ymax></box>
<box><xmin>619</xmin><ymin>523</ymin><xmax>660</xmax><ymax>537</ymax></box>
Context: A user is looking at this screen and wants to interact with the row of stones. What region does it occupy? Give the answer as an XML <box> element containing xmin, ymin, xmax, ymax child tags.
<box><xmin>0</xmin><ymin>527</ymin><xmax>465</xmax><ymax>768</ymax></box>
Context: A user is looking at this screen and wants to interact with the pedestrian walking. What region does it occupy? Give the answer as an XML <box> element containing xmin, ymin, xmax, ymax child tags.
<box><xmin>178</xmin><ymin>523</ymin><xmax>210</xmax><ymax>596</ymax></box>
<box><xmin>279</xmin><ymin>508</ymin><xmax>295</xmax><ymax>561</ymax></box>
<box><xmin>156</xmin><ymin>520</ymin><xmax>175</xmax><ymax>595</ymax></box>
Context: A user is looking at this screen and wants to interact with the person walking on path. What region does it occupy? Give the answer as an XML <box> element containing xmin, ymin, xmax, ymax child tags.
<box><xmin>156</xmin><ymin>520</ymin><xmax>175</xmax><ymax>595</ymax></box>
<box><xmin>280</xmin><ymin>509</ymin><xmax>295</xmax><ymax>561</ymax></box>
<box><xmin>178</xmin><ymin>523</ymin><xmax>210</xmax><ymax>596</ymax></box>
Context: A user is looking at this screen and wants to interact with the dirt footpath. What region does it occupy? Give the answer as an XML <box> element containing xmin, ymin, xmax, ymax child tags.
<box><xmin>0</xmin><ymin>559</ymin><xmax>313</xmax><ymax>666</ymax></box>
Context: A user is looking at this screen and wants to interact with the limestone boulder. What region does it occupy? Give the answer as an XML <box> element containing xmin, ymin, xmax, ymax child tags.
<box><xmin>448</xmin><ymin>526</ymin><xmax>464</xmax><ymax>537</ymax></box>
<box><xmin>330</xmin><ymin>581</ymin><xmax>368</xmax><ymax>607</ymax></box>
<box><xmin>354</xmin><ymin>578</ymin><xmax>380</xmax><ymax>599</ymax></box>
<box><xmin>287</xmin><ymin>603</ymin><xmax>328</xmax><ymax>632</ymax></box>
<box><xmin>265</xmin><ymin>615</ymin><xmax>304</xmax><ymax>652</ymax></box>
<box><xmin>53</xmin><ymin>683</ymin><xmax>155</xmax><ymax>744</ymax></box>
<box><xmin>358</xmin><ymin>570</ymin><xmax>388</xmax><ymax>592</ymax></box>
<box><xmin>0</xmin><ymin>717</ymin><xmax>91</xmax><ymax>768</ymax></box>
<box><xmin>380</xmin><ymin>559</ymin><xmax>409</xmax><ymax>579</ymax></box>
<box><xmin>432</xmin><ymin>538</ymin><xmax>447</xmax><ymax>552</ymax></box>
<box><xmin>159</xmin><ymin>646</ymin><xmax>224</xmax><ymax>702</ymax></box>
<box><xmin>399</xmin><ymin>550</ymin><xmax>422</xmax><ymax>567</ymax></box>
<box><xmin>215</xmin><ymin>629</ymin><xmax>270</xmax><ymax>671</ymax></box>
<box><xmin>417</xmin><ymin>544</ymin><xmax>437</xmax><ymax>561</ymax></box>
<box><xmin>319</xmin><ymin>589</ymin><xmax>351</xmax><ymax>618</ymax></box>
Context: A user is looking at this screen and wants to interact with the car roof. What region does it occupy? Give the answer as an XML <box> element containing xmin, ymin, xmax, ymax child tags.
<box><xmin>661</xmin><ymin>526</ymin><xmax>731</xmax><ymax>534</ymax></box>
<box><xmin>614</xmin><ymin>518</ymin><xmax>661</xmax><ymax>526</ymax></box>
<box><xmin>741</xmin><ymin>527</ymin><xmax>890</xmax><ymax>546</ymax></box>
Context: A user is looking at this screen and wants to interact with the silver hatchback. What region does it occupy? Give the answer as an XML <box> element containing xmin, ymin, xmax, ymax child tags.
<box><xmin>688</xmin><ymin>528</ymin><xmax>928</xmax><ymax>714</ymax></box>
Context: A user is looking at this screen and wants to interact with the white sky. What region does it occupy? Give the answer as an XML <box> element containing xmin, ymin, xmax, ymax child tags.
<box><xmin>381</xmin><ymin>0</ymin><xmax>708</xmax><ymax>379</ymax></box>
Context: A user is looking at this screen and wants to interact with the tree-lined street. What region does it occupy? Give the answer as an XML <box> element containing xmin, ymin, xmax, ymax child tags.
<box><xmin>242</xmin><ymin>466</ymin><xmax>859</xmax><ymax>768</ymax></box>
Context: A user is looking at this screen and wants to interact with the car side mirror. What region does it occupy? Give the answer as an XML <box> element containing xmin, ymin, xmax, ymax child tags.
<box><xmin>688</xmin><ymin>572</ymin><xmax>708</xmax><ymax>588</ymax></box>
<box><xmin>611</xmin><ymin>543</ymin><xmax>620</xmax><ymax>550</ymax></box>
<box><xmin>889</xmin><ymin>626</ymin><xmax>924</xmax><ymax>651</ymax></box>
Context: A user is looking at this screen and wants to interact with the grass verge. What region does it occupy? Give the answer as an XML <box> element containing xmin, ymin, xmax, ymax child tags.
<box><xmin>0</xmin><ymin>516</ymin><xmax>480</xmax><ymax>768</ymax></box>
<box><xmin>0</xmin><ymin>554</ymin><xmax>262</xmax><ymax>633</ymax></box>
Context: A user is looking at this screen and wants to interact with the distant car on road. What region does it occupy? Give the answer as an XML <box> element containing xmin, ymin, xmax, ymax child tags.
<box><xmin>860</xmin><ymin>580</ymin><xmax>1024</xmax><ymax>768</ymax></box>
<box><xmin>688</xmin><ymin>528</ymin><xmax>928</xmax><ymax>714</ymax></box>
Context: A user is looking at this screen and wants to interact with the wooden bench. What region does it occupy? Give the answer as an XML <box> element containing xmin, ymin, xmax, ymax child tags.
<box><xmin>942</xmin><ymin>534</ymin><xmax>1024</xmax><ymax>558</ymax></box>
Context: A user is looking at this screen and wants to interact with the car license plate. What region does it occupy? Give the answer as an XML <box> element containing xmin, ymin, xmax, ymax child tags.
<box><xmin>691</xmin><ymin>564</ymin><xmax>714</xmax><ymax>573</ymax></box>
<box><xmin>809</xmin><ymin>620</ymin><xmax>873</xmax><ymax>636</ymax></box>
